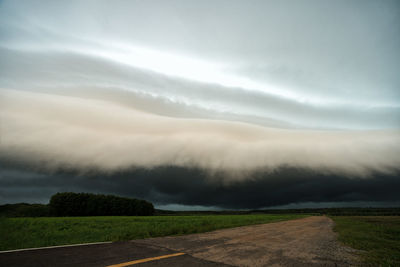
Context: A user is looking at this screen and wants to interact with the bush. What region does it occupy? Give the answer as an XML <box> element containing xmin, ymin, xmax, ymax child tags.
<box><xmin>49</xmin><ymin>192</ymin><xmax>154</xmax><ymax>216</ymax></box>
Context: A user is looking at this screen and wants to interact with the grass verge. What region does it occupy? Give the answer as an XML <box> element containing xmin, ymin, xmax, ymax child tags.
<box><xmin>0</xmin><ymin>214</ymin><xmax>306</xmax><ymax>251</ymax></box>
<box><xmin>332</xmin><ymin>216</ymin><xmax>400</xmax><ymax>266</ymax></box>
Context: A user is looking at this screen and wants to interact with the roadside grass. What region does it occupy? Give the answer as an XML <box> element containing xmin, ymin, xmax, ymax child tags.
<box><xmin>332</xmin><ymin>216</ymin><xmax>400</xmax><ymax>266</ymax></box>
<box><xmin>0</xmin><ymin>214</ymin><xmax>306</xmax><ymax>251</ymax></box>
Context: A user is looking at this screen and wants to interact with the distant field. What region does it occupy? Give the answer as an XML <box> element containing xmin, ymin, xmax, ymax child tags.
<box><xmin>332</xmin><ymin>216</ymin><xmax>400</xmax><ymax>266</ymax></box>
<box><xmin>0</xmin><ymin>214</ymin><xmax>306</xmax><ymax>251</ymax></box>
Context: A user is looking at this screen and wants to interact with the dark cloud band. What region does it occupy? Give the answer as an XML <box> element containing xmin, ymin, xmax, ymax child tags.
<box><xmin>1</xmin><ymin>165</ymin><xmax>399</xmax><ymax>209</ymax></box>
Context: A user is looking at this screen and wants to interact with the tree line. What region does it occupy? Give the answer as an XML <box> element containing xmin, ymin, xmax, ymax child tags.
<box><xmin>0</xmin><ymin>193</ymin><xmax>154</xmax><ymax>217</ymax></box>
<box><xmin>49</xmin><ymin>192</ymin><xmax>154</xmax><ymax>216</ymax></box>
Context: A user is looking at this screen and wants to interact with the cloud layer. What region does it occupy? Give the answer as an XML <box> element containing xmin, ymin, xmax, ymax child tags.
<box><xmin>1</xmin><ymin>166</ymin><xmax>399</xmax><ymax>208</ymax></box>
<box><xmin>1</xmin><ymin>89</ymin><xmax>399</xmax><ymax>178</ymax></box>
<box><xmin>0</xmin><ymin>0</ymin><xmax>399</xmax><ymax>207</ymax></box>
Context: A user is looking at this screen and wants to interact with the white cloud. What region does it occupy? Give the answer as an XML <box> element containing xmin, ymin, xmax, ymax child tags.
<box><xmin>1</xmin><ymin>89</ymin><xmax>399</xmax><ymax>179</ymax></box>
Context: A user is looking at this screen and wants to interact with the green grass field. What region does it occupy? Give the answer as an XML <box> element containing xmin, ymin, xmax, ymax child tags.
<box><xmin>332</xmin><ymin>216</ymin><xmax>400</xmax><ymax>266</ymax></box>
<box><xmin>0</xmin><ymin>214</ymin><xmax>306</xmax><ymax>251</ymax></box>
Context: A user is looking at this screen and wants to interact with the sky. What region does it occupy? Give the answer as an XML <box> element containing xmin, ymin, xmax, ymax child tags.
<box><xmin>0</xmin><ymin>0</ymin><xmax>399</xmax><ymax>209</ymax></box>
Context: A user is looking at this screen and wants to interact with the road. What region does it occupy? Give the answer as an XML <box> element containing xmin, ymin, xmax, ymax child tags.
<box><xmin>0</xmin><ymin>216</ymin><xmax>359</xmax><ymax>266</ymax></box>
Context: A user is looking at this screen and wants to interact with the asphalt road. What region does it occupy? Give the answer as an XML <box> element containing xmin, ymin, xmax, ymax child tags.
<box><xmin>0</xmin><ymin>241</ymin><xmax>228</xmax><ymax>267</ymax></box>
<box><xmin>0</xmin><ymin>216</ymin><xmax>359</xmax><ymax>267</ymax></box>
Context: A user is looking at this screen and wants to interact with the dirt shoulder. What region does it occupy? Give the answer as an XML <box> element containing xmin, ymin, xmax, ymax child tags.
<box><xmin>135</xmin><ymin>216</ymin><xmax>360</xmax><ymax>266</ymax></box>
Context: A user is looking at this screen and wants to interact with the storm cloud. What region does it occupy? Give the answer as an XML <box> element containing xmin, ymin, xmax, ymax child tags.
<box><xmin>0</xmin><ymin>0</ymin><xmax>399</xmax><ymax>207</ymax></box>
<box><xmin>1</xmin><ymin>165</ymin><xmax>399</xmax><ymax>209</ymax></box>
<box><xmin>1</xmin><ymin>89</ymin><xmax>400</xmax><ymax>178</ymax></box>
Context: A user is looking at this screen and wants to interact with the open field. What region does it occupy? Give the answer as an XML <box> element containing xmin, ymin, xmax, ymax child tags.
<box><xmin>2</xmin><ymin>213</ymin><xmax>399</xmax><ymax>266</ymax></box>
<box><xmin>332</xmin><ymin>216</ymin><xmax>400</xmax><ymax>266</ymax></box>
<box><xmin>0</xmin><ymin>214</ymin><xmax>306</xmax><ymax>251</ymax></box>
<box><xmin>0</xmin><ymin>216</ymin><xmax>357</xmax><ymax>267</ymax></box>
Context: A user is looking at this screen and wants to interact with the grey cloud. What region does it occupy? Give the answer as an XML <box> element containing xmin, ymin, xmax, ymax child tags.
<box><xmin>2</xmin><ymin>0</ymin><xmax>399</xmax><ymax>103</ymax></box>
<box><xmin>0</xmin><ymin>0</ymin><xmax>400</xmax><ymax>208</ymax></box>
<box><xmin>1</xmin><ymin>165</ymin><xmax>399</xmax><ymax>209</ymax></box>
<box><xmin>1</xmin><ymin>48</ymin><xmax>399</xmax><ymax>130</ymax></box>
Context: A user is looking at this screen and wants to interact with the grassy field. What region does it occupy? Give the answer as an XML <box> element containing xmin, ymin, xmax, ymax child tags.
<box><xmin>0</xmin><ymin>214</ymin><xmax>306</xmax><ymax>251</ymax></box>
<box><xmin>332</xmin><ymin>216</ymin><xmax>400</xmax><ymax>266</ymax></box>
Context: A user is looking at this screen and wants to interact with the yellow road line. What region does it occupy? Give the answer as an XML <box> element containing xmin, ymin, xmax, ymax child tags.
<box><xmin>106</xmin><ymin>252</ymin><xmax>186</xmax><ymax>267</ymax></box>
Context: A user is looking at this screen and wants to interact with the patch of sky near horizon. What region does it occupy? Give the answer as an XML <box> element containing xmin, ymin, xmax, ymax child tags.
<box><xmin>154</xmin><ymin>201</ymin><xmax>400</xmax><ymax>211</ymax></box>
<box><xmin>0</xmin><ymin>1</ymin><xmax>399</xmax><ymax>129</ymax></box>
<box><xmin>155</xmin><ymin>204</ymin><xmax>225</xmax><ymax>211</ymax></box>
<box><xmin>265</xmin><ymin>201</ymin><xmax>400</xmax><ymax>210</ymax></box>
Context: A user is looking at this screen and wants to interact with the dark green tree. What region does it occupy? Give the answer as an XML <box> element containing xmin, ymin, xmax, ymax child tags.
<box><xmin>49</xmin><ymin>192</ymin><xmax>154</xmax><ymax>216</ymax></box>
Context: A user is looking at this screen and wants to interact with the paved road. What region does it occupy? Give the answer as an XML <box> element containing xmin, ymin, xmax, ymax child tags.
<box><xmin>0</xmin><ymin>216</ymin><xmax>359</xmax><ymax>267</ymax></box>
<box><xmin>0</xmin><ymin>241</ymin><xmax>227</xmax><ymax>267</ymax></box>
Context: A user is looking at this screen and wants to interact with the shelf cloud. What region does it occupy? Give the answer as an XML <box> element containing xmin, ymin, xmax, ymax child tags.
<box><xmin>1</xmin><ymin>89</ymin><xmax>399</xmax><ymax>178</ymax></box>
<box><xmin>0</xmin><ymin>0</ymin><xmax>399</xmax><ymax>207</ymax></box>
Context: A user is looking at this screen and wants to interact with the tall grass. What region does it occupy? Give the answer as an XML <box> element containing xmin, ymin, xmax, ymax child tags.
<box><xmin>0</xmin><ymin>214</ymin><xmax>306</xmax><ymax>251</ymax></box>
<box><xmin>332</xmin><ymin>216</ymin><xmax>400</xmax><ymax>266</ymax></box>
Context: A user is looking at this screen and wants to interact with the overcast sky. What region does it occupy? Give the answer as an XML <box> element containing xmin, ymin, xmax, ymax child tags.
<box><xmin>0</xmin><ymin>0</ymin><xmax>399</xmax><ymax>208</ymax></box>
